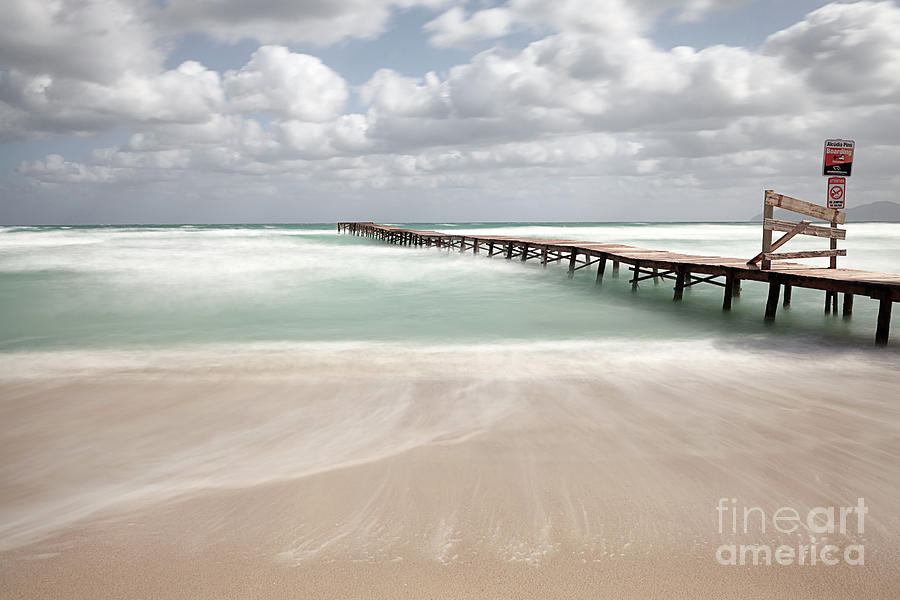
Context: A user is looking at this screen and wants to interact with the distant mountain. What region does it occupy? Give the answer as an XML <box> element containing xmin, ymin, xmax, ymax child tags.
<box><xmin>750</xmin><ymin>200</ymin><xmax>900</xmax><ymax>222</ymax></box>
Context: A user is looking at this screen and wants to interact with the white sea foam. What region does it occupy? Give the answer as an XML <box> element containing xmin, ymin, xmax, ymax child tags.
<box><xmin>1</xmin><ymin>339</ymin><xmax>897</xmax><ymax>556</ymax></box>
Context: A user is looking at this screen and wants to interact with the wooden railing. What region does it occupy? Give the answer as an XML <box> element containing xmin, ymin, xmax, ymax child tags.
<box><xmin>748</xmin><ymin>190</ymin><xmax>846</xmax><ymax>270</ymax></box>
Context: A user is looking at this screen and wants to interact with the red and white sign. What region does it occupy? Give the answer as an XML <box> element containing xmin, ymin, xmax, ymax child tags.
<box><xmin>827</xmin><ymin>176</ymin><xmax>846</xmax><ymax>209</ymax></box>
<box><xmin>823</xmin><ymin>139</ymin><xmax>854</xmax><ymax>176</ymax></box>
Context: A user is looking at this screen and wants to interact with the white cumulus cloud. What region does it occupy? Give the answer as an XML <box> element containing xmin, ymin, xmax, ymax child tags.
<box><xmin>224</xmin><ymin>46</ymin><xmax>349</xmax><ymax>122</ymax></box>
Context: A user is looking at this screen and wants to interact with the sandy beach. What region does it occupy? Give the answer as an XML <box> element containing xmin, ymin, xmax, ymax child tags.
<box><xmin>2</xmin><ymin>345</ymin><xmax>898</xmax><ymax>598</ymax></box>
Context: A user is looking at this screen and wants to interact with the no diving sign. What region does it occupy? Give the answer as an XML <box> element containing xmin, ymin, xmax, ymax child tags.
<box><xmin>827</xmin><ymin>177</ymin><xmax>846</xmax><ymax>209</ymax></box>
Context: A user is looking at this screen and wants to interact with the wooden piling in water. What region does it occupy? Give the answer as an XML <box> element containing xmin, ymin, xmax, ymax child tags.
<box><xmin>765</xmin><ymin>279</ymin><xmax>781</xmax><ymax>321</ymax></box>
<box><xmin>673</xmin><ymin>267</ymin><xmax>685</xmax><ymax>301</ymax></box>
<box><xmin>723</xmin><ymin>271</ymin><xmax>735</xmax><ymax>311</ymax></box>
<box><xmin>876</xmin><ymin>295</ymin><xmax>892</xmax><ymax>346</ymax></box>
<box><xmin>596</xmin><ymin>255</ymin><xmax>606</xmax><ymax>284</ymax></box>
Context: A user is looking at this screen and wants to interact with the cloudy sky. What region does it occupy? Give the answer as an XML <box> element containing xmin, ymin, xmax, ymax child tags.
<box><xmin>1</xmin><ymin>0</ymin><xmax>898</xmax><ymax>224</ymax></box>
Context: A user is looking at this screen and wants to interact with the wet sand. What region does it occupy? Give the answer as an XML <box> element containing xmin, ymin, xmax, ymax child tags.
<box><xmin>2</xmin><ymin>346</ymin><xmax>899</xmax><ymax>598</ymax></box>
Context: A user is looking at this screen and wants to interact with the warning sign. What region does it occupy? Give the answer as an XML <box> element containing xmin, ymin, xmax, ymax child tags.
<box><xmin>827</xmin><ymin>176</ymin><xmax>846</xmax><ymax>209</ymax></box>
<box><xmin>823</xmin><ymin>139</ymin><xmax>854</xmax><ymax>176</ymax></box>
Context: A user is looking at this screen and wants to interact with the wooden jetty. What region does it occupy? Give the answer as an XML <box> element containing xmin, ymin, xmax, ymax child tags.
<box><xmin>338</xmin><ymin>192</ymin><xmax>899</xmax><ymax>345</ymax></box>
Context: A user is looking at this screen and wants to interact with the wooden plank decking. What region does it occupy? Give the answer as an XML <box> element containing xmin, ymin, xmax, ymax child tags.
<box><xmin>338</xmin><ymin>222</ymin><xmax>899</xmax><ymax>345</ymax></box>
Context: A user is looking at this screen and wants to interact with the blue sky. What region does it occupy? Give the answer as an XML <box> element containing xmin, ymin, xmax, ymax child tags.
<box><xmin>1</xmin><ymin>1</ymin><xmax>898</xmax><ymax>223</ymax></box>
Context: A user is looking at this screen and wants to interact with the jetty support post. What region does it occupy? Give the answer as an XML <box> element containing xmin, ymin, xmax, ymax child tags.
<box><xmin>613</xmin><ymin>261</ymin><xmax>620</xmax><ymax>277</ymax></box>
<box><xmin>631</xmin><ymin>261</ymin><xmax>641</xmax><ymax>291</ymax></box>
<box><xmin>876</xmin><ymin>295</ymin><xmax>892</xmax><ymax>346</ymax></box>
<box><xmin>541</xmin><ymin>246</ymin><xmax>548</xmax><ymax>268</ymax></box>
<box><xmin>783</xmin><ymin>284</ymin><xmax>792</xmax><ymax>307</ymax></box>
<box><xmin>673</xmin><ymin>267</ymin><xmax>685</xmax><ymax>301</ymax></box>
<box><xmin>505</xmin><ymin>242</ymin><xmax>514</xmax><ymax>260</ymax></box>
<box><xmin>568</xmin><ymin>249</ymin><xmax>577</xmax><ymax>279</ymax></box>
<box><xmin>765</xmin><ymin>277</ymin><xmax>782</xmax><ymax>321</ymax></box>
<box><xmin>521</xmin><ymin>243</ymin><xmax>529</xmax><ymax>262</ymax></box>
<box><xmin>596</xmin><ymin>254</ymin><xmax>607</xmax><ymax>284</ymax></box>
<box><xmin>723</xmin><ymin>270</ymin><xmax>735</xmax><ymax>311</ymax></box>
<box><xmin>843</xmin><ymin>294</ymin><xmax>853</xmax><ymax>318</ymax></box>
<box><xmin>825</xmin><ymin>290</ymin><xmax>839</xmax><ymax>314</ymax></box>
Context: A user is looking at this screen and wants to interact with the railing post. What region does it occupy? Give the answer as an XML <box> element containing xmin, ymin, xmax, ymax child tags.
<box><xmin>761</xmin><ymin>191</ymin><xmax>774</xmax><ymax>270</ymax></box>
<box><xmin>830</xmin><ymin>219</ymin><xmax>838</xmax><ymax>269</ymax></box>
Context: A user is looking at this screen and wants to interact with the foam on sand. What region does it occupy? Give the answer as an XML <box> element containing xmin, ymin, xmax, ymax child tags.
<box><xmin>1</xmin><ymin>343</ymin><xmax>898</xmax><ymax>598</ymax></box>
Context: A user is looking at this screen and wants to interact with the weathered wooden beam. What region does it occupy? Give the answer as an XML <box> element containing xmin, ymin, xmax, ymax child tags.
<box><xmin>685</xmin><ymin>273</ymin><xmax>726</xmax><ymax>288</ymax></box>
<box><xmin>631</xmin><ymin>261</ymin><xmax>641</xmax><ymax>291</ymax></box>
<box><xmin>541</xmin><ymin>246</ymin><xmax>548</xmax><ymax>267</ymax></box>
<box><xmin>633</xmin><ymin>269</ymin><xmax>676</xmax><ymax>284</ymax></box>
<box><xmin>573</xmin><ymin>257</ymin><xmax>600</xmax><ymax>271</ymax></box>
<box><xmin>783</xmin><ymin>284</ymin><xmax>792</xmax><ymax>307</ymax></box>
<box><xmin>766</xmin><ymin>190</ymin><xmax>845</xmax><ymax>224</ymax></box>
<box><xmin>748</xmin><ymin>219</ymin><xmax>811</xmax><ymax>265</ymax></box>
<box><xmin>568</xmin><ymin>250</ymin><xmax>578</xmax><ymax>279</ymax></box>
<box><xmin>764</xmin><ymin>249</ymin><xmax>847</xmax><ymax>260</ymax></box>
<box><xmin>765</xmin><ymin>218</ymin><xmax>846</xmax><ymax>240</ymax></box>
<box><xmin>876</xmin><ymin>296</ymin><xmax>892</xmax><ymax>346</ymax></box>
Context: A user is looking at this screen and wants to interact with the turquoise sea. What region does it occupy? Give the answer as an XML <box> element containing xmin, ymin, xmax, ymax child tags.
<box><xmin>0</xmin><ymin>222</ymin><xmax>898</xmax><ymax>352</ymax></box>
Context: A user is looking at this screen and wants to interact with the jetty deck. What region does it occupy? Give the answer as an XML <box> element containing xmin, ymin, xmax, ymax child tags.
<box><xmin>337</xmin><ymin>221</ymin><xmax>899</xmax><ymax>345</ymax></box>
